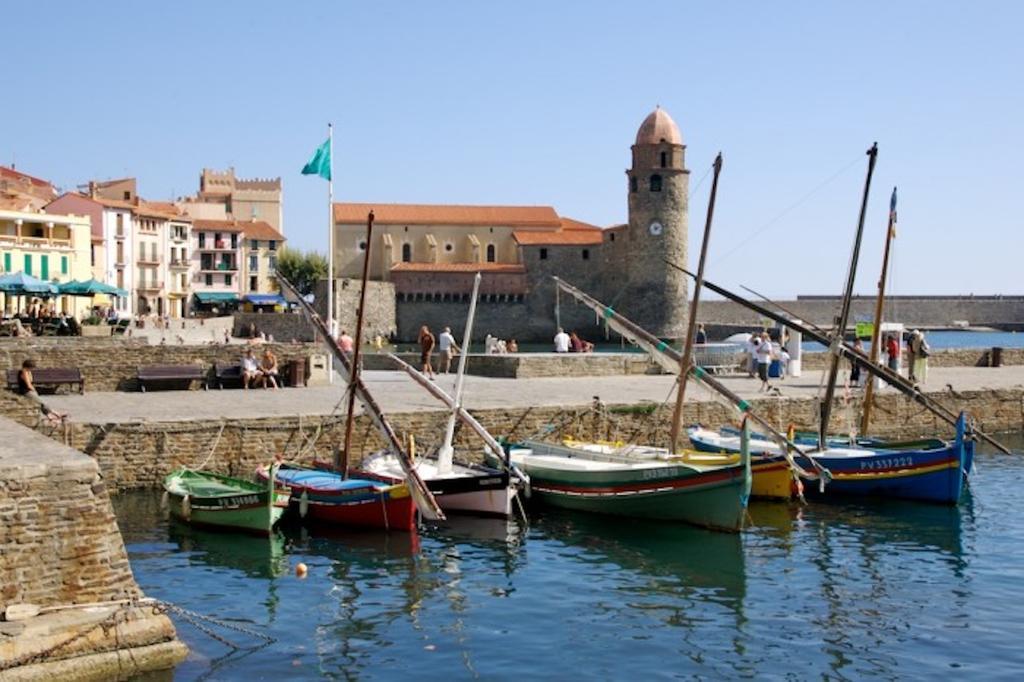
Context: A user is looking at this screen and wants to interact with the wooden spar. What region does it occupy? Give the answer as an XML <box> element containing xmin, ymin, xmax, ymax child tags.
<box><xmin>669</xmin><ymin>152</ymin><xmax>723</xmax><ymax>453</ymax></box>
<box><xmin>819</xmin><ymin>143</ymin><xmax>878</xmax><ymax>450</ymax></box>
<box><xmin>340</xmin><ymin>210</ymin><xmax>375</xmax><ymax>474</ymax></box>
<box><xmin>666</xmin><ymin>263</ymin><xmax>1014</xmax><ymax>455</ymax></box>
<box><xmin>437</xmin><ymin>272</ymin><xmax>481</xmax><ymax>473</ymax></box>
<box><xmin>276</xmin><ymin>274</ymin><xmax>446</xmax><ymax>519</ymax></box>
<box><xmin>385</xmin><ymin>353</ymin><xmax>527</xmax><ymax>481</ymax></box>
<box><xmin>861</xmin><ymin>186</ymin><xmax>898</xmax><ymax>434</ymax></box>
<box><xmin>551</xmin><ymin>277</ymin><xmax>831</xmax><ymax>482</ymax></box>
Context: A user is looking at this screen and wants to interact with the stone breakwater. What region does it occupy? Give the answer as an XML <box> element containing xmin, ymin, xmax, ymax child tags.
<box><xmin>4</xmin><ymin>386</ymin><xmax>1020</xmax><ymax>493</ymax></box>
<box><xmin>0</xmin><ymin>416</ymin><xmax>186</xmax><ymax>679</ymax></box>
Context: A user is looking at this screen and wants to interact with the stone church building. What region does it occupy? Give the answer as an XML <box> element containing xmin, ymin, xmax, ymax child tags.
<box><xmin>332</xmin><ymin>107</ymin><xmax>689</xmax><ymax>342</ymax></box>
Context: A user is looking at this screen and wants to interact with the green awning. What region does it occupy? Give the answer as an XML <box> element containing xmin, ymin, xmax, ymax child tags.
<box><xmin>194</xmin><ymin>291</ymin><xmax>239</xmax><ymax>303</ymax></box>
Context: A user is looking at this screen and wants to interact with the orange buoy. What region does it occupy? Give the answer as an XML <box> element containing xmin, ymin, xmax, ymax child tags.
<box><xmin>295</xmin><ymin>562</ymin><xmax>308</xmax><ymax>578</ymax></box>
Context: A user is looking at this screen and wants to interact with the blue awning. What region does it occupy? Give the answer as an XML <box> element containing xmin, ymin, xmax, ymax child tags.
<box><xmin>194</xmin><ymin>291</ymin><xmax>239</xmax><ymax>304</ymax></box>
<box><xmin>244</xmin><ymin>294</ymin><xmax>286</xmax><ymax>305</ymax></box>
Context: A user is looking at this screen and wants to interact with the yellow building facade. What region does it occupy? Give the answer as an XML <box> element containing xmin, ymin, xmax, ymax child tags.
<box><xmin>0</xmin><ymin>208</ymin><xmax>93</xmax><ymax>316</ymax></box>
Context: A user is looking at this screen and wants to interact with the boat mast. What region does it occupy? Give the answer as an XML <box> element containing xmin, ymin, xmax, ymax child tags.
<box><xmin>818</xmin><ymin>143</ymin><xmax>878</xmax><ymax>450</ymax></box>
<box><xmin>860</xmin><ymin>187</ymin><xmax>898</xmax><ymax>434</ymax></box>
<box><xmin>277</xmin><ymin>272</ymin><xmax>446</xmax><ymax>519</ymax></box>
<box><xmin>552</xmin><ymin>277</ymin><xmax>831</xmax><ymax>483</ymax></box>
<box><xmin>666</xmin><ymin>264</ymin><xmax>1013</xmax><ymax>455</ymax></box>
<box><xmin>339</xmin><ymin>210</ymin><xmax>375</xmax><ymax>476</ymax></box>
<box><xmin>669</xmin><ymin>152</ymin><xmax>723</xmax><ymax>454</ymax></box>
<box><xmin>437</xmin><ymin>272</ymin><xmax>482</xmax><ymax>474</ymax></box>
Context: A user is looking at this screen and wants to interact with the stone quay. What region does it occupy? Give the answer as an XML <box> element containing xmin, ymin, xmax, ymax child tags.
<box><xmin>1</xmin><ymin>335</ymin><xmax>1022</xmax><ymax>678</ymax></box>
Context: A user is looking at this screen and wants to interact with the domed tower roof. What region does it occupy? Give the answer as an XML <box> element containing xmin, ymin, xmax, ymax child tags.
<box><xmin>635</xmin><ymin>106</ymin><xmax>683</xmax><ymax>146</ymax></box>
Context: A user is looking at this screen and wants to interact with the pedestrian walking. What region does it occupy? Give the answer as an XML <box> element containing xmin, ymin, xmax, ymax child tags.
<box><xmin>438</xmin><ymin>326</ymin><xmax>459</xmax><ymax>373</ymax></box>
<box><xmin>418</xmin><ymin>325</ymin><xmax>436</xmax><ymax>379</ymax></box>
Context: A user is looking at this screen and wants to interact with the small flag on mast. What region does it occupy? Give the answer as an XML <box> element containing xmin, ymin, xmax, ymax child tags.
<box><xmin>889</xmin><ymin>186</ymin><xmax>897</xmax><ymax>238</ymax></box>
<box><xmin>301</xmin><ymin>139</ymin><xmax>331</xmax><ymax>181</ymax></box>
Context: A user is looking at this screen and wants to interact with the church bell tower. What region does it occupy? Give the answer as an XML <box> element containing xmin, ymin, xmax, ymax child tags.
<box><xmin>625</xmin><ymin>106</ymin><xmax>689</xmax><ymax>338</ymax></box>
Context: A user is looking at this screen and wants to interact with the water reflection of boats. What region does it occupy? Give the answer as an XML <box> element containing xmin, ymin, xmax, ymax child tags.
<box><xmin>167</xmin><ymin>522</ymin><xmax>289</xmax><ymax>579</ymax></box>
<box><xmin>747</xmin><ymin>494</ymin><xmax>969</xmax><ymax>559</ymax></box>
<box><xmin>532</xmin><ymin>508</ymin><xmax>746</xmax><ymax>607</ymax></box>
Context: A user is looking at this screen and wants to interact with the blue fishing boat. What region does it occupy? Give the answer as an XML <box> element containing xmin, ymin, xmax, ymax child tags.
<box><xmin>687</xmin><ymin>413</ymin><xmax>970</xmax><ymax>505</ymax></box>
<box><xmin>715</xmin><ymin>425</ymin><xmax>975</xmax><ymax>478</ymax></box>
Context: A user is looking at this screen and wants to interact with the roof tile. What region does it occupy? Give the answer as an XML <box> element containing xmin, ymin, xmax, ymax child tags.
<box><xmin>390</xmin><ymin>262</ymin><xmax>526</xmax><ymax>274</ymax></box>
<box><xmin>335</xmin><ymin>202</ymin><xmax>561</xmax><ymax>228</ymax></box>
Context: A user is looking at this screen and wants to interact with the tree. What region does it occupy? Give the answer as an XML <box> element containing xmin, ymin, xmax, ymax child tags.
<box><xmin>275</xmin><ymin>248</ymin><xmax>329</xmax><ymax>296</ymax></box>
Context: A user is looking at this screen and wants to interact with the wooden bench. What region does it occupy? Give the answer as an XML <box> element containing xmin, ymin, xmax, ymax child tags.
<box><xmin>6</xmin><ymin>367</ymin><xmax>85</xmax><ymax>394</ymax></box>
<box><xmin>137</xmin><ymin>364</ymin><xmax>207</xmax><ymax>392</ymax></box>
<box><xmin>214</xmin><ymin>363</ymin><xmax>244</xmax><ymax>389</ymax></box>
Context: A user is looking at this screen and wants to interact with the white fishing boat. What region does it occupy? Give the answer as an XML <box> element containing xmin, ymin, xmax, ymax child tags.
<box><xmin>356</xmin><ymin>273</ymin><xmax>525</xmax><ymax>517</ymax></box>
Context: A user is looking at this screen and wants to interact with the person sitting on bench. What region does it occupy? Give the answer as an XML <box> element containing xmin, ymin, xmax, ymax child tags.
<box><xmin>17</xmin><ymin>359</ymin><xmax>66</xmax><ymax>424</ymax></box>
<box><xmin>241</xmin><ymin>349</ymin><xmax>260</xmax><ymax>389</ymax></box>
<box><xmin>259</xmin><ymin>348</ymin><xmax>280</xmax><ymax>390</ymax></box>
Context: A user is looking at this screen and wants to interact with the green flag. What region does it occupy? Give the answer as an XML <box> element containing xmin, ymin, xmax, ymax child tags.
<box><xmin>301</xmin><ymin>139</ymin><xmax>331</xmax><ymax>181</ymax></box>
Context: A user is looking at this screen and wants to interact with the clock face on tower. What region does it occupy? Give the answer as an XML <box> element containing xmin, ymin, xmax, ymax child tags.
<box><xmin>648</xmin><ymin>221</ymin><xmax>663</xmax><ymax>236</ymax></box>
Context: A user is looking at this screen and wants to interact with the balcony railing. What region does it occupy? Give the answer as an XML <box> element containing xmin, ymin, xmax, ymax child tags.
<box><xmin>137</xmin><ymin>256</ymin><xmax>161</xmax><ymax>265</ymax></box>
<box><xmin>0</xmin><ymin>235</ymin><xmax>73</xmax><ymax>249</ymax></box>
<box><xmin>199</xmin><ymin>263</ymin><xmax>238</xmax><ymax>272</ymax></box>
<box><xmin>169</xmin><ymin>259</ymin><xmax>190</xmax><ymax>268</ymax></box>
<box><xmin>136</xmin><ymin>281</ymin><xmax>165</xmax><ymax>292</ymax></box>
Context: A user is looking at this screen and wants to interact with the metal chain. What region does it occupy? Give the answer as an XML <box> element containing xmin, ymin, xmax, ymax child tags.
<box><xmin>0</xmin><ymin>600</ymin><xmax>134</xmax><ymax>671</ymax></box>
<box><xmin>0</xmin><ymin>598</ymin><xmax>275</xmax><ymax>673</ymax></box>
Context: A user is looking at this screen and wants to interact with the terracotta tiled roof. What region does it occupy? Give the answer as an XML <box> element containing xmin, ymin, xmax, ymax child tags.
<box><xmin>0</xmin><ymin>165</ymin><xmax>53</xmax><ymax>188</ymax></box>
<box><xmin>193</xmin><ymin>218</ymin><xmax>283</xmax><ymax>240</ymax></box>
<box><xmin>241</xmin><ymin>220</ymin><xmax>285</xmax><ymax>241</ymax></box>
<box><xmin>335</xmin><ymin>202</ymin><xmax>561</xmax><ymax>228</ymax></box>
<box><xmin>192</xmin><ymin>218</ymin><xmax>247</xmax><ymax>233</ymax></box>
<box><xmin>0</xmin><ymin>197</ymin><xmax>34</xmax><ymax>211</ymax></box>
<box><xmin>390</xmin><ymin>262</ymin><xmax>526</xmax><ymax>274</ymax></box>
<box><xmin>90</xmin><ymin>196</ymin><xmax>137</xmax><ymax>210</ymax></box>
<box><xmin>137</xmin><ymin>200</ymin><xmax>185</xmax><ymax>219</ymax></box>
<box><xmin>513</xmin><ymin>217</ymin><xmax>604</xmax><ymax>246</ymax></box>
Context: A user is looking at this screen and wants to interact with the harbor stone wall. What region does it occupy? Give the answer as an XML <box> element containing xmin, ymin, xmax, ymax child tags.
<box><xmin>4</xmin><ymin>385</ymin><xmax>1019</xmax><ymax>493</ymax></box>
<box><xmin>0</xmin><ymin>415</ymin><xmax>186</xmax><ymax>677</ymax></box>
<box><xmin>233</xmin><ymin>312</ymin><xmax>317</xmax><ymax>342</ymax></box>
<box><xmin>314</xmin><ymin>278</ymin><xmax>397</xmax><ymax>339</ymax></box>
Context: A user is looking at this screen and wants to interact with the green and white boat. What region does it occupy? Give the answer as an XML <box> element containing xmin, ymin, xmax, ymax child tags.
<box><xmin>488</xmin><ymin>422</ymin><xmax>753</xmax><ymax>533</ymax></box>
<box><xmin>163</xmin><ymin>465</ymin><xmax>289</xmax><ymax>536</ymax></box>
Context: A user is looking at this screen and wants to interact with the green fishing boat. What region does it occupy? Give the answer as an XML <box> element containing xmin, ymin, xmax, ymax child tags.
<box><xmin>488</xmin><ymin>422</ymin><xmax>753</xmax><ymax>533</ymax></box>
<box><xmin>163</xmin><ymin>465</ymin><xmax>289</xmax><ymax>536</ymax></box>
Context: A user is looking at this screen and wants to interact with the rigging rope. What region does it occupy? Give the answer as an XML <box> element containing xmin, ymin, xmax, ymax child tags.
<box><xmin>712</xmin><ymin>153</ymin><xmax>865</xmax><ymax>266</ymax></box>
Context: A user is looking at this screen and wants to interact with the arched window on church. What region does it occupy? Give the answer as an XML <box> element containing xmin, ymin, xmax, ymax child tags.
<box><xmin>630</xmin><ymin>176</ymin><xmax>638</xmax><ymax>193</ymax></box>
<box><xmin>660</xmin><ymin>151</ymin><xmax>667</xmax><ymax>168</ymax></box>
<box><xmin>402</xmin><ymin>243</ymin><xmax>412</xmax><ymax>262</ymax></box>
<box><xmin>650</xmin><ymin>174</ymin><xmax>662</xmax><ymax>192</ymax></box>
<box><xmin>486</xmin><ymin>244</ymin><xmax>496</xmax><ymax>263</ymax></box>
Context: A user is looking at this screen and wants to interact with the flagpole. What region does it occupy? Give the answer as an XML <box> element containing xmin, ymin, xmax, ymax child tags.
<box><xmin>327</xmin><ymin>122</ymin><xmax>335</xmax><ymax>384</ymax></box>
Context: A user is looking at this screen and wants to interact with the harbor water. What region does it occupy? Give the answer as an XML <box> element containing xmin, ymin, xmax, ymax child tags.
<box><xmin>119</xmin><ymin>433</ymin><xmax>1024</xmax><ymax>680</ymax></box>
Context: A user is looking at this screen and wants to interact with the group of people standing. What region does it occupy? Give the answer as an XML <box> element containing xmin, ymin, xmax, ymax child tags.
<box><xmin>745</xmin><ymin>331</ymin><xmax>790</xmax><ymax>392</ymax></box>
<box><xmin>851</xmin><ymin>329</ymin><xmax>930</xmax><ymax>387</ymax></box>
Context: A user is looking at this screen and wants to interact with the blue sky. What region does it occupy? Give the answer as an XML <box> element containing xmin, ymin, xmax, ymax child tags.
<box><xmin>4</xmin><ymin>1</ymin><xmax>1021</xmax><ymax>297</ymax></box>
